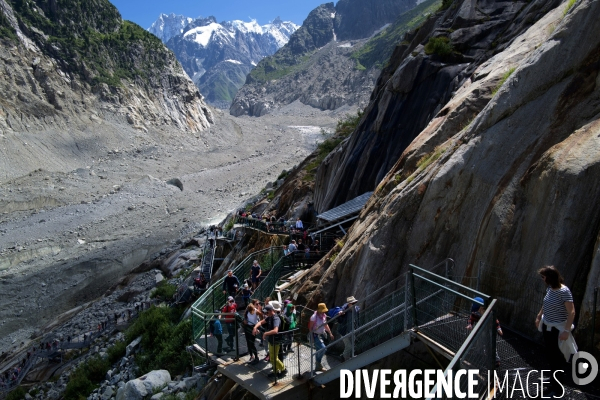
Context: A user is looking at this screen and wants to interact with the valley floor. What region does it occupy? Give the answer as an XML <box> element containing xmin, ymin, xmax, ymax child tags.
<box><xmin>0</xmin><ymin>102</ymin><xmax>350</xmax><ymax>353</ymax></box>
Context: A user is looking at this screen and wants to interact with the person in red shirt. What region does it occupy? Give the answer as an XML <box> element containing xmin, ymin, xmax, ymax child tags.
<box><xmin>222</xmin><ymin>296</ymin><xmax>238</xmax><ymax>350</ymax></box>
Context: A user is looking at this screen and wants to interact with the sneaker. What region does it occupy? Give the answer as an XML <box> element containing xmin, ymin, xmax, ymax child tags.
<box><xmin>315</xmin><ymin>363</ymin><xmax>326</xmax><ymax>372</ymax></box>
<box><xmin>267</xmin><ymin>372</ymin><xmax>277</xmax><ymax>378</ymax></box>
<box><xmin>250</xmin><ymin>359</ymin><xmax>260</xmax><ymax>365</ymax></box>
<box><xmin>277</xmin><ymin>369</ymin><xmax>288</xmax><ymax>378</ymax></box>
<box><xmin>287</xmin><ymin>349</ymin><xmax>294</xmax><ymax>353</ymax></box>
<box><xmin>263</xmin><ymin>355</ymin><xmax>270</xmax><ymax>362</ymax></box>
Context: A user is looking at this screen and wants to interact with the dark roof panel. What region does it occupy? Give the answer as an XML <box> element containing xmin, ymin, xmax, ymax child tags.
<box><xmin>317</xmin><ymin>192</ymin><xmax>373</xmax><ymax>222</ymax></box>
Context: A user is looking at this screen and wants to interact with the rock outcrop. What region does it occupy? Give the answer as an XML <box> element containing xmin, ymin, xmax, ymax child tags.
<box><xmin>0</xmin><ymin>0</ymin><xmax>212</xmax><ymax>136</ymax></box>
<box><xmin>334</xmin><ymin>0</ymin><xmax>416</xmax><ymax>41</ymax></box>
<box><xmin>230</xmin><ymin>0</ymin><xmax>418</xmax><ymax>117</ymax></box>
<box><xmin>116</xmin><ymin>370</ymin><xmax>171</xmax><ymax>400</ymax></box>
<box><xmin>313</xmin><ymin>0</ymin><xmax>563</xmax><ymax>212</ymax></box>
<box><xmin>299</xmin><ymin>0</ymin><xmax>600</xmax><ymax>349</ymax></box>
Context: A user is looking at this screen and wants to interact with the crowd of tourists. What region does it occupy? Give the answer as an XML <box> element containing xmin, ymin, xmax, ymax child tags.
<box><xmin>205</xmin><ymin>262</ymin><xmax>579</xmax><ymax>393</ymax></box>
<box><xmin>236</xmin><ymin>210</ymin><xmax>308</xmax><ymax>234</ymax></box>
<box><xmin>207</xmin><ymin>287</ymin><xmax>361</xmax><ymax>377</ymax></box>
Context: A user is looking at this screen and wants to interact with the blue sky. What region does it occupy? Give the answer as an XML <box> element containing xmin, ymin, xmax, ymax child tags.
<box><xmin>109</xmin><ymin>1</ymin><xmax>335</xmax><ymax>29</ymax></box>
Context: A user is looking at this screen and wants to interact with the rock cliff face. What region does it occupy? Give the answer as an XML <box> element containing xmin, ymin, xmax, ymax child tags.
<box><xmin>334</xmin><ymin>0</ymin><xmax>415</xmax><ymax>40</ymax></box>
<box><xmin>230</xmin><ymin>0</ymin><xmax>417</xmax><ymax>117</ymax></box>
<box><xmin>0</xmin><ymin>0</ymin><xmax>212</xmax><ymax>138</ymax></box>
<box><xmin>300</xmin><ymin>0</ymin><xmax>600</xmax><ymax>348</ymax></box>
<box><xmin>313</xmin><ymin>0</ymin><xmax>563</xmax><ymax>212</ymax></box>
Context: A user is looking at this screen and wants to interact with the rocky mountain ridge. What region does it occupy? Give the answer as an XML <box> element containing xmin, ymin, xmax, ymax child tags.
<box><xmin>0</xmin><ymin>0</ymin><xmax>213</xmax><ymax>182</ymax></box>
<box><xmin>0</xmin><ymin>0</ymin><xmax>212</xmax><ymax>136</ymax></box>
<box><xmin>150</xmin><ymin>14</ymin><xmax>298</xmax><ymax>108</ymax></box>
<box><xmin>230</xmin><ymin>0</ymin><xmax>420</xmax><ymax>117</ymax></box>
<box><xmin>296</xmin><ymin>0</ymin><xmax>600</xmax><ymax>352</ymax></box>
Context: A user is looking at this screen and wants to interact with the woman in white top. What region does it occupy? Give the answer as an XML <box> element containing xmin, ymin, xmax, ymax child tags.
<box><xmin>244</xmin><ymin>304</ymin><xmax>262</xmax><ymax>364</ymax></box>
<box><xmin>535</xmin><ymin>265</ymin><xmax>576</xmax><ymax>394</ymax></box>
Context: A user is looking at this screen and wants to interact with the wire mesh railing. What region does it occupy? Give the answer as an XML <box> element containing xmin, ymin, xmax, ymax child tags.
<box><xmin>235</xmin><ymin>216</ymin><xmax>315</xmax><ymax>235</ymax></box>
<box><xmin>428</xmin><ymin>299</ymin><xmax>498</xmax><ymax>399</ymax></box>
<box><xmin>192</xmin><ymin>257</ymin><xmax>501</xmax><ymax>387</ymax></box>
<box><xmin>462</xmin><ymin>261</ymin><xmax>546</xmax><ymax>343</ymax></box>
<box><xmin>407</xmin><ymin>264</ymin><xmax>491</xmax><ymax>358</ymax></box>
<box><xmin>191</xmin><ymin>247</ymin><xmax>283</xmax><ymax>341</ymax></box>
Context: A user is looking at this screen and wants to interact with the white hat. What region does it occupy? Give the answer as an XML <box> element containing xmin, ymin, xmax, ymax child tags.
<box><xmin>227</xmin><ymin>296</ymin><xmax>234</xmax><ymax>302</ymax></box>
<box><xmin>243</xmin><ymin>283</ymin><xmax>249</xmax><ymax>288</ymax></box>
<box><xmin>269</xmin><ymin>300</ymin><xmax>282</xmax><ymax>312</ymax></box>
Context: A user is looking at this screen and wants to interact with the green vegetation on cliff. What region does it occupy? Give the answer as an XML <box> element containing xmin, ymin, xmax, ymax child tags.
<box><xmin>0</xmin><ymin>7</ymin><xmax>17</xmax><ymax>40</ymax></box>
<box><xmin>304</xmin><ymin>110</ymin><xmax>364</xmax><ymax>182</ymax></box>
<box><xmin>125</xmin><ymin>306</ymin><xmax>192</xmax><ymax>375</ymax></box>
<box><xmin>351</xmin><ymin>0</ymin><xmax>441</xmax><ymax>70</ymax></box>
<box><xmin>7</xmin><ymin>0</ymin><xmax>170</xmax><ymax>87</ymax></box>
<box><xmin>246</xmin><ymin>3</ymin><xmax>334</xmax><ymax>84</ymax></box>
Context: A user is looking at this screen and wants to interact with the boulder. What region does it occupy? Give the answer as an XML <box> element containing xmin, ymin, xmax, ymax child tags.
<box><xmin>116</xmin><ymin>370</ymin><xmax>171</xmax><ymax>400</ymax></box>
<box><xmin>125</xmin><ymin>336</ymin><xmax>142</xmax><ymax>357</ymax></box>
<box><xmin>101</xmin><ymin>386</ymin><xmax>114</xmax><ymax>400</ymax></box>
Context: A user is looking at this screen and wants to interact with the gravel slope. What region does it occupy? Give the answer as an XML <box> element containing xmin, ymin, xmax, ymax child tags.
<box><xmin>0</xmin><ymin>102</ymin><xmax>346</xmax><ymax>352</ymax></box>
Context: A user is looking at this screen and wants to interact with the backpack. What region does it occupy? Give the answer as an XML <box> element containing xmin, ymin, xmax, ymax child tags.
<box><xmin>327</xmin><ymin>307</ymin><xmax>343</xmax><ymax>319</ymax></box>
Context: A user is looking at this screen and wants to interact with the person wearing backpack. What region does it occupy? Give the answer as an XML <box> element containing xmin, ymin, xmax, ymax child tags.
<box><xmin>209</xmin><ymin>311</ymin><xmax>223</xmax><ymax>354</ymax></box>
<box><xmin>252</xmin><ymin>302</ymin><xmax>287</xmax><ymax>378</ymax></box>
<box><xmin>281</xmin><ymin>303</ymin><xmax>297</xmax><ymax>354</ymax></box>
<box><xmin>309</xmin><ymin>303</ymin><xmax>334</xmax><ymax>371</ymax></box>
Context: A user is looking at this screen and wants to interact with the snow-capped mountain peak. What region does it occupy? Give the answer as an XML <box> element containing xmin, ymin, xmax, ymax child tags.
<box><xmin>184</xmin><ymin>22</ymin><xmax>234</xmax><ymax>47</ymax></box>
<box><xmin>148</xmin><ymin>13</ymin><xmax>194</xmax><ymax>43</ymax></box>
<box><xmin>149</xmin><ymin>13</ymin><xmax>299</xmax><ymax>107</ymax></box>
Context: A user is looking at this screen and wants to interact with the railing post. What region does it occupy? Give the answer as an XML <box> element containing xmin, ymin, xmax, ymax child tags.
<box><xmin>204</xmin><ymin>316</ymin><xmax>209</xmax><ymax>363</ymax></box>
<box><xmin>309</xmin><ymin>332</ymin><xmax>314</xmax><ymax>379</ymax></box>
<box><xmin>404</xmin><ymin>275</ymin><xmax>409</xmax><ymax>331</ymax></box>
<box><xmin>297</xmin><ymin>333</ymin><xmax>301</xmax><ymax>379</ymax></box>
<box><xmin>273</xmin><ymin>334</ymin><xmax>278</xmax><ymax>384</ymax></box>
<box><xmin>408</xmin><ymin>266</ymin><xmax>418</xmax><ymax>330</ymax></box>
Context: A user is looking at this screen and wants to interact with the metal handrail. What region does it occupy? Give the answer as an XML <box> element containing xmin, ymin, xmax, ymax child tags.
<box><xmin>360</xmin><ymin>258</ymin><xmax>454</xmax><ymax>308</ymax></box>
<box><xmin>409</xmin><ymin>264</ymin><xmax>490</xmax><ymax>302</ymax></box>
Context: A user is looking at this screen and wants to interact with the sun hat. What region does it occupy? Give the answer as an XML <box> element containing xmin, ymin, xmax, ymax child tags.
<box><xmin>269</xmin><ymin>301</ymin><xmax>282</xmax><ymax>312</ymax></box>
<box><xmin>317</xmin><ymin>303</ymin><xmax>328</xmax><ymax>313</ymax></box>
<box><xmin>346</xmin><ymin>296</ymin><xmax>358</xmax><ymax>304</ymax></box>
<box><xmin>472</xmin><ymin>297</ymin><xmax>484</xmax><ymax>313</ymax></box>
